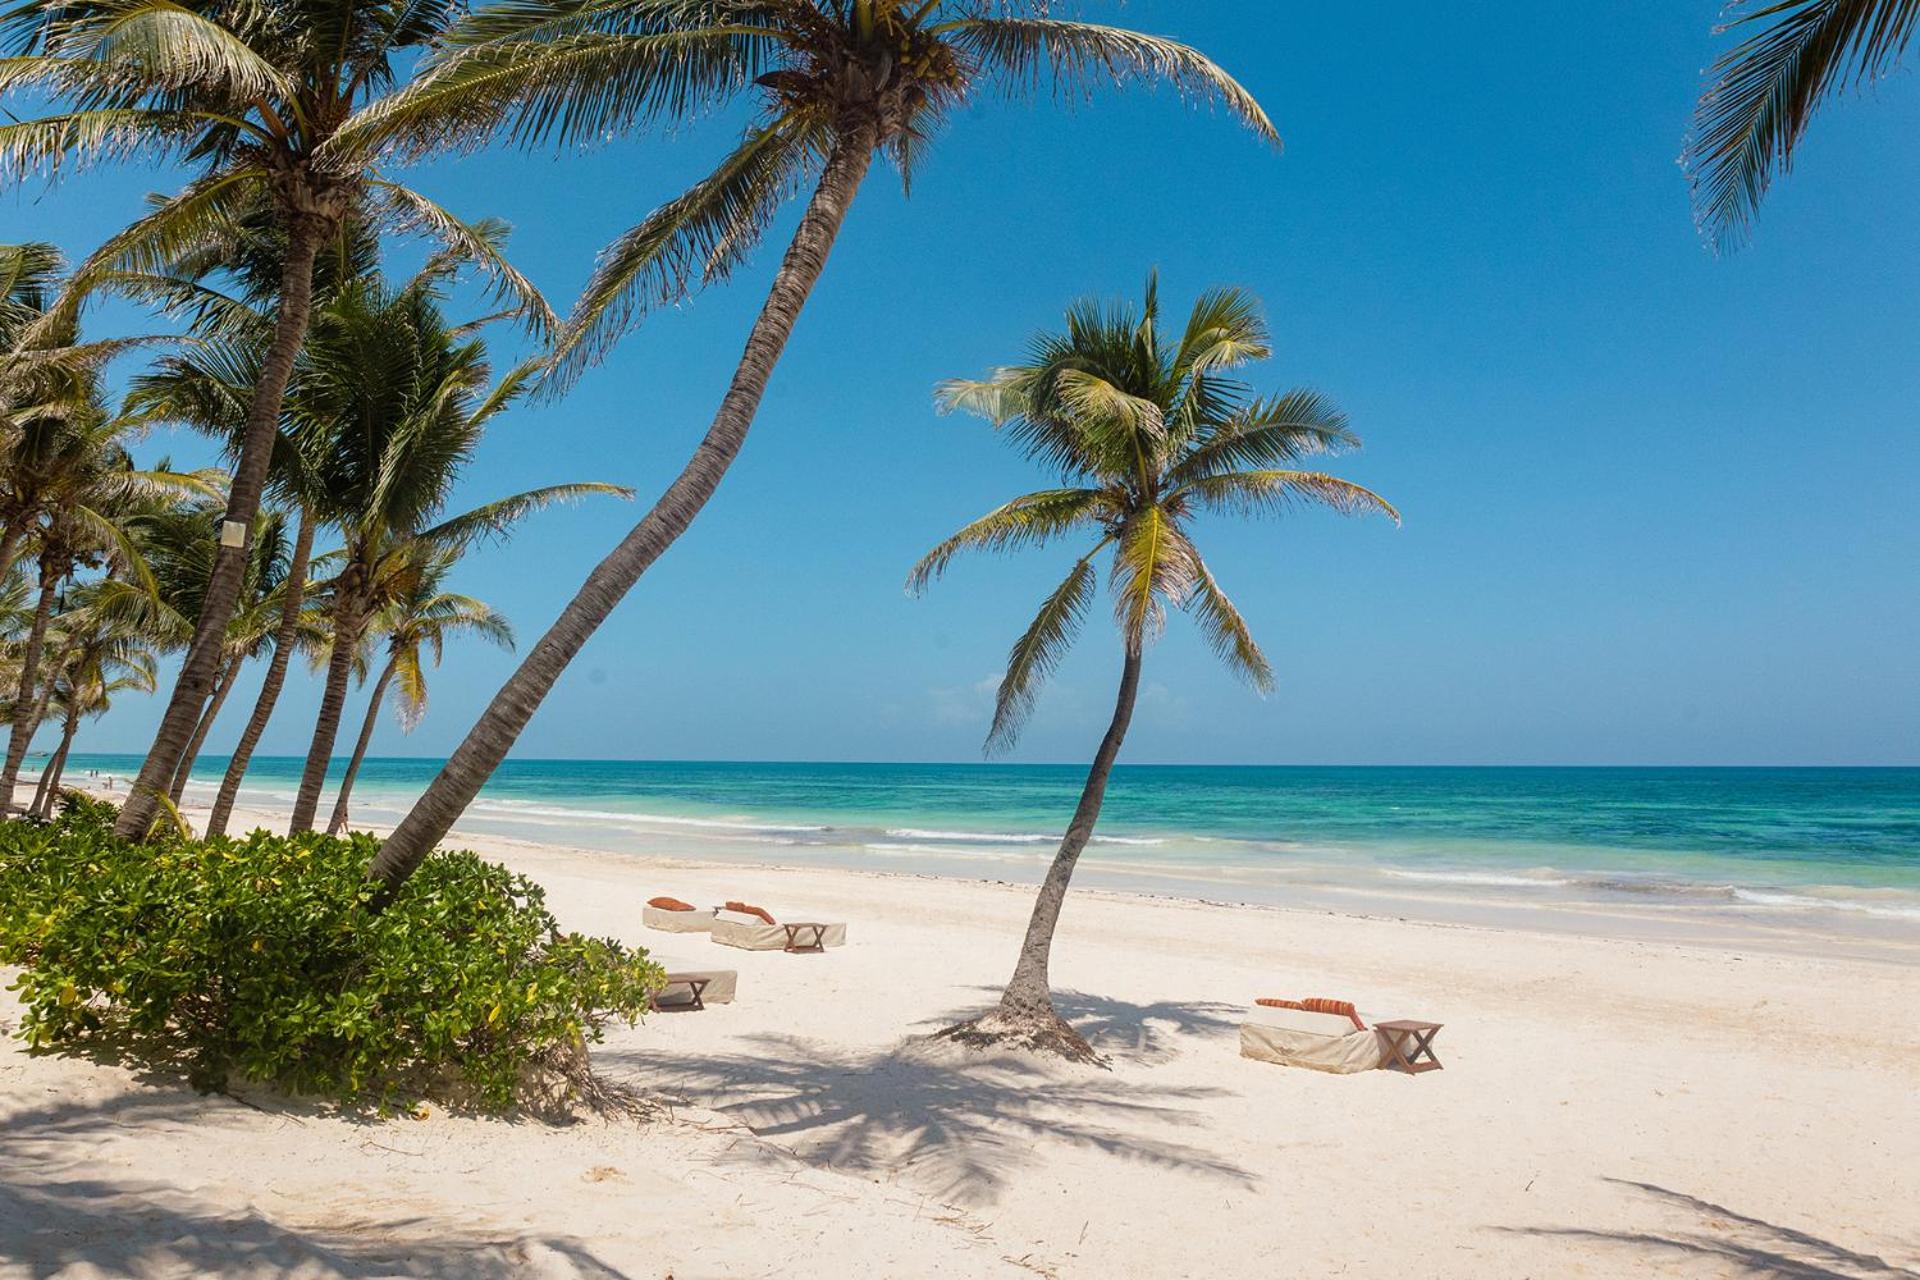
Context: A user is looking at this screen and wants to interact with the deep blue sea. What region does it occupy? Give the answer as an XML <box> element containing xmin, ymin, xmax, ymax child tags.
<box><xmin>65</xmin><ymin>756</ymin><xmax>1920</xmax><ymax>930</ymax></box>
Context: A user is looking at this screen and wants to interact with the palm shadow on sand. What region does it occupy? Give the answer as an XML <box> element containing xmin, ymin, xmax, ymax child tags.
<box><xmin>1501</xmin><ymin>1178</ymin><xmax>1919</xmax><ymax>1279</ymax></box>
<box><xmin>0</xmin><ymin>1090</ymin><xmax>636</xmax><ymax>1279</ymax></box>
<box><xmin>604</xmin><ymin>991</ymin><xmax>1255</xmax><ymax>1206</ymax></box>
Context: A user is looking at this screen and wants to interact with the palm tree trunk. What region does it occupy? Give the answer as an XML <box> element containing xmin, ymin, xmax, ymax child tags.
<box><xmin>0</xmin><ymin>565</ymin><xmax>62</xmax><ymax>813</ymax></box>
<box><xmin>366</xmin><ymin>128</ymin><xmax>879</xmax><ymax>891</ymax></box>
<box><xmin>326</xmin><ymin>655</ymin><xmax>393</xmax><ymax>836</ymax></box>
<box><xmin>289</xmin><ymin>595</ymin><xmax>364</xmax><ymax>834</ymax></box>
<box><xmin>30</xmin><ymin>711</ymin><xmax>77</xmax><ymax>820</ymax></box>
<box><xmin>168</xmin><ymin>653</ymin><xmax>242</xmax><ymax>807</ymax></box>
<box><xmin>0</xmin><ymin>523</ymin><xmax>25</xmax><ymax>588</ymax></box>
<box><xmin>946</xmin><ymin>646</ymin><xmax>1144</xmax><ymax>1063</ymax></box>
<box><xmin>114</xmin><ymin>220</ymin><xmax>326</xmax><ymax>840</ymax></box>
<box><xmin>206</xmin><ymin>508</ymin><xmax>314</xmax><ymax>838</ymax></box>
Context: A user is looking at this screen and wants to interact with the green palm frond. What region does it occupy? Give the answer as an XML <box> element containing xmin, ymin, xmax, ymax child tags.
<box><xmin>941</xmin><ymin>17</ymin><xmax>1278</xmax><ymax>145</ymax></box>
<box><xmin>0</xmin><ymin>108</ymin><xmax>195</xmax><ymax>183</ymax></box>
<box><xmin>1186</xmin><ymin>560</ymin><xmax>1271</xmax><ymax>692</ymax></box>
<box><xmin>1168</xmin><ymin>391</ymin><xmax>1358</xmax><ymax>484</ymax></box>
<box><xmin>1176</xmin><ymin>468</ymin><xmax>1400</xmax><ymax>524</ymax></box>
<box><xmin>1109</xmin><ymin>505</ymin><xmax>1198</xmax><ymax>644</ymax></box>
<box><xmin>412</xmin><ymin>480</ymin><xmax>633</xmax><ymax>551</ymax></box>
<box><xmin>906</xmin><ymin>487</ymin><xmax>1106</xmax><ymax>593</ymax></box>
<box><xmin>78</xmin><ymin>0</ymin><xmax>298</xmax><ymax>100</ymax></box>
<box><xmin>362</xmin><ymin>182</ymin><xmax>558</xmax><ymax>337</ymax></box>
<box><xmin>1173</xmin><ymin>285</ymin><xmax>1271</xmax><ymax>374</ymax></box>
<box><xmin>1687</xmin><ymin>0</ymin><xmax>1919</xmax><ymax>248</ymax></box>
<box><xmin>986</xmin><ymin>551</ymin><xmax>1100</xmax><ymax>755</ymax></box>
<box><xmin>544</xmin><ymin>114</ymin><xmax>823</xmax><ymax>386</ymax></box>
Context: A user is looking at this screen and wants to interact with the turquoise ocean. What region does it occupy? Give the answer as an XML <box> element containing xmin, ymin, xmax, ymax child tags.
<box><xmin>64</xmin><ymin>756</ymin><xmax>1920</xmax><ymax>936</ymax></box>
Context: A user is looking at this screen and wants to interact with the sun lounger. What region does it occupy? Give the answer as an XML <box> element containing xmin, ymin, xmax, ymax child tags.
<box><xmin>709</xmin><ymin>902</ymin><xmax>846</xmax><ymax>952</ymax></box>
<box><xmin>642</xmin><ymin>896</ymin><xmax>718</xmax><ymax>934</ymax></box>
<box><xmin>649</xmin><ymin>957</ymin><xmax>738</xmax><ymax>1011</ymax></box>
<box><xmin>1239</xmin><ymin>998</ymin><xmax>1392</xmax><ymax>1074</ymax></box>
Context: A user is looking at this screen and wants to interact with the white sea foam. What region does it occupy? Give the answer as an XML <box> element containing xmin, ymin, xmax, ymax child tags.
<box><xmin>1382</xmin><ymin>869</ymin><xmax>1575</xmax><ymax>888</ymax></box>
<box><xmin>1730</xmin><ymin>888</ymin><xmax>1920</xmax><ymax>921</ymax></box>
<box><xmin>883</xmin><ymin>827</ymin><xmax>1164</xmax><ymax>847</ymax></box>
<box><xmin>469</xmin><ymin>800</ymin><xmax>828</xmax><ymax>835</ymax></box>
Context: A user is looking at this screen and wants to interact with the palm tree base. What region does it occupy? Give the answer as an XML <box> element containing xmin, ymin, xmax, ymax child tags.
<box><xmin>930</xmin><ymin>1004</ymin><xmax>1107</xmax><ymax>1068</ymax></box>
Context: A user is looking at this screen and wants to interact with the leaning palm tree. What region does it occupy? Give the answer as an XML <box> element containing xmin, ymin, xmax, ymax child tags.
<box><xmin>356</xmin><ymin>0</ymin><xmax>1279</xmax><ymax>889</ymax></box>
<box><xmin>26</xmin><ymin>589</ymin><xmax>159</xmax><ymax>819</ymax></box>
<box><xmin>327</xmin><ymin>550</ymin><xmax>512</xmax><ymax>835</ymax></box>
<box><xmin>280</xmin><ymin>276</ymin><xmax>624</xmax><ymax>833</ymax></box>
<box><xmin>1687</xmin><ymin>0</ymin><xmax>1919</xmax><ymax>247</ymax></box>
<box><xmin>0</xmin><ymin>0</ymin><xmax>555</xmax><ymax>838</ymax></box>
<box><xmin>908</xmin><ymin>279</ymin><xmax>1398</xmax><ymax>1060</ymax></box>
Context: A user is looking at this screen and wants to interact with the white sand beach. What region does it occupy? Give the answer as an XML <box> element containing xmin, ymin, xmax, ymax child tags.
<box><xmin>5</xmin><ymin>787</ymin><xmax>1919</xmax><ymax>1278</ymax></box>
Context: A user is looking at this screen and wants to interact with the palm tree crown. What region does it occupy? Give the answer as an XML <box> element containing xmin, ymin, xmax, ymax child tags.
<box><xmin>912</xmin><ymin>276</ymin><xmax>1398</xmax><ymax>753</ymax></box>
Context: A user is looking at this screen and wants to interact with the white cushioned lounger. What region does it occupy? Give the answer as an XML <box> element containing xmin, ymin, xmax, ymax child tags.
<box><xmin>709</xmin><ymin>909</ymin><xmax>847</xmax><ymax>952</ymax></box>
<box><xmin>650</xmin><ymin>957</ymin><xmax>737</xmax><ymax>1008</ymax></box>
<box><xmin>1239</xmin><ymin>1004</ymin><xmax>1387</xmax><ymax>1074</ymax></box>
<box><xmin>642</xmin><ymin>904</ymin><xmax>718</xmax><ymax>933</ymax></box>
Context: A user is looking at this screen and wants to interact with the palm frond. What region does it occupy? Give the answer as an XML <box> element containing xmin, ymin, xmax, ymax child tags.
<box><xmin>412</xmin><ymin>480</ymin><xmax>632</xmax><ymax>550</ymax></box>
<box><xmin>0</xmin><ymin>107</ymin><xmax>193</xmax><ymax>183</ymax></box>
<box><xmin>1177</xmin><ymin>468</ymin><xmax>1401</xmax><ymax>524</ymax></box>
<box><xmin>364</xmin><ymin>182</ymin><xmax>557</xmax><ymax>338</ymax></box>
<box><xmin>81</xmin><ymin>0</ymin><xmax>297</xmax><ymax>101</ymax></box>
<box><xmin>1168</xmin><ymin>390</ymin><xmax>1358</xmax><ymax>485</ymax></box>
<box><xmin>543</xmin><ymin>114</ymin><xmax>823</xmax><ymax>387</ymax></box>
<box><xmin>985</xmin><ymin>550</ymin><xmax>1100</xmax><ymax>755</ymax></box>
<box><xmin>1686</xmin><ymin>0</ymin><xmax>1920</xmax><ymax>247</ymax></box>
<box><xmin>945</xmin><ymin>17</ymin><xmax>1278</xmax><ymax>145</ymax></box>
<box><xmin>1186</xmin><ymin>559</ymin><xmax>1272</xmax><ymax>691</ymax></box>
<box><xmin>1109</xmin><ymin>505</ymin><xmax>1199</xmax><ymax>644</ymax></box>
<box><xmin>906</xmin><ymin>486</ymin><xmax>1106</xmax><ymax>593</ymax></box>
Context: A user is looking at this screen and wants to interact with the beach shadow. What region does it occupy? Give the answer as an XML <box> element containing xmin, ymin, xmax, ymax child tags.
<box><xmin>1502</xmin><ymin>1178</ymin><xmax>1919</xmax><ymax>1279</ymax></box>
<box><xmin>918</xmin><ymin>987</ymin><xmax>1243</xmax><ymax>1067</ymax></box>
<box><xmin>0</xmin><ymin>1093</ymin><xmax>635</xmax><ymax>1279</ymax></box>
<box><xmin>602</xmin><ymin>1029</ymin><xmax>1256</xmax><ymax>1207</ymax></box>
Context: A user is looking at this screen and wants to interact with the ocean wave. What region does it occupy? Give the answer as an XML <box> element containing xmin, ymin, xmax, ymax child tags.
<box><xmin>1729</xmin><ymin>888</ymin><xmax>1920</xmax><ymax>921</ymax></box>
<box><xmin>883</xmin><ymin>827</ymin><xmax>1164</xmax><ymax>847</ymax></box>
<box><xmin>1381</xmin><ymin>868</ymin><xmax>1575</xmax><ymax>888</ymax></box>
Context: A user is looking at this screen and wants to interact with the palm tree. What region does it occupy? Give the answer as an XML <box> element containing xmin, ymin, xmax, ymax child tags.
<box><xmin>0</xmin><ymin>0</ymin><xmax>555</xmax><ymax>839</ymax></box>
<box><xmin>908</xmin><ymin>278</ymin><xmax>1398</xmax><ymax>1060</ymax></box>
<box><xmin>327</xmin><ymin>550</ymin><xmax>512</xmax><ymax>835</ymax></box>
<box><xmin>1687</xmin><ymin>0</ymin><xmax>1918</xmax><ymax>247</ymax></box>
<box><xmin>26</xmin><ymin>590</ymin><xmax>159</xmax><ymax>819</ymax></box>
<box><xmin>0</xmin><ymin>407</ymin><xmax>210</xmax><ymax>812</ymax></box>
<box><xmin>279</xmin><ymin>276</ymin><xmax>624</xmax><ymax>833</ymax></box>
<box><xmin>357</xmin><ymin>0</ymin><xmax>1279</xmax><ymax>890</ymax></box>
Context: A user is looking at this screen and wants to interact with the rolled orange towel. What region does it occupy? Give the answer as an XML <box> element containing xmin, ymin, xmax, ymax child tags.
<box><xmin>648</xmin><ymin>896</ymin><xmax>696</xmax><ymax>912</ymax></box>
<box><xmin>724</xmin><ymin>900</ymin><xmax>778</xmax><ymax>926</ymax></box>
<box><xmin>1255</xmin><ymin>996</ymin><xmax>1366</xmax><ymax>1031</ymax></box>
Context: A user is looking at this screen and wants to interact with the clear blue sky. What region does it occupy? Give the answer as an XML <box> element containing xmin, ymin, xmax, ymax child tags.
<box><xmin>8</xmin><ymin>2</ymin><xmax>1918</xmax><ymax>766</ymax></box>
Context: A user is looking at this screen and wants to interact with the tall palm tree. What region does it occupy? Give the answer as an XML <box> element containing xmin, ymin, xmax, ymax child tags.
<box><xmin>279</xmin><ymin>276</ymin><xmax>625</xmax><ymax>833</ymax></box>
<box><xmin>357</xmin><ymin>0</ymin><xmax>1279</xmax><ymax>889</ymax></box>
<box><xmin>0</xmin><ymin>0</ymin><xmax>555</xmax><ymax>838</ymax></box>
<box><xmin>0</xmin><ymin>407</ymin><xmax>209</xmax><ymax>812</ymax></box>
<box><xmin>908</xmin><ymin>279</ymin><xmax>1398</xmax><ymax>1060</ymax></box>
<box><xmin>1688</xmin><ymin>0</ymin><xmax>1918</xmax><ymax>247</ymax></box>
<box><xmin>327</xmin><ymin>550</ymin><xmax>512</xmax><ymax>835</ymax></box>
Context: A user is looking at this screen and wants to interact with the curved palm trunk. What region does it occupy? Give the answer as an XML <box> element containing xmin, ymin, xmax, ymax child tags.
<box><xmin>289</xmin><ymin>596</ymin><xmax>364</xmax><ymax>834</ymax></box>
<box><xmin>115</xmin><ymin>222</ymin><xmax>325</xmax><ymax>840</ymax></box>
<box><xmin>30</xmin><ymin>710</ymin><xmax>77</xmax><ymax>820</ymax></box>
<box><xmin>167</xmin><ymin>653</ymin><xmax>243</xmax><ymax>807</ymax></box>
<box><xmin>0</xmin><ymin>567</ymin><xmax>62</xmax><ymax>813</ymax></box>
<box><xmin>949</xmin><ymin>647</ymin><xmax>1144</xmax><ymax>1063</ymax></box>
<box><xmin>206</xmin><ymin>508</ymin><xmax>313</xmax><ymax>838</ymax></box>
<box><xmin>367</xmin><ymin>130</ymin><xmax>878</xmax><ymax>891</ymax></box>
<box><xmin>326</xmin><ymin>655</ymin><xmax>394</xmax><ymax>836</ymax></box>
<box><xmin>0</xmin><ymin>523</ymin><xmax>25</xmax><ymax>590</ymax></box>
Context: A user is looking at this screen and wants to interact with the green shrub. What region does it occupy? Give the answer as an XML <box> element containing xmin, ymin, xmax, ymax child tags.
<box><xmin>0</xmin><ymin>813</ymin><xmax>664</xmax><ymax>1113</ymax></box>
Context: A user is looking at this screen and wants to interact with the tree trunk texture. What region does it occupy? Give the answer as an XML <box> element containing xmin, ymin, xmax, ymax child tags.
<box><xmin>289</xmin><ymin>593</ymin><xmax>365</xmax><ymax>834</ymax></box>
<box><xmin>0</xmin><ymin>523</ymin><xmax>25</xmax><ymax>590</ymax></box>
<box><xmin>0</xmin><ymin>566</ymin><xmax>62</xmax><ymax>813</ymax></box>
<box><xmin>167</xmin><ymin>653</ymin><xmax>242</xmax><ymax>807</ymax></box>
<box><xmin>114</xmin><ymin>221</ymin><xmax>325</xmax><ymax>839</ymax></box>
<box><xmin>206</xmin><ymin>508</ymin><xmax>313</xmax><ymax>838</ymax></box>
<box><xmin>366</xmin><ymin>128</ymin><xmax>879</xmax><ymax>891</ymax></box>
<box><xmin>937</xmin><ymin>647</ymin><xmax>1145</xmax><ymax>1064</ymax></box>
<box><xmin>326</xmin><ymin>655</ymin><xmax>393</xmax><ymax>836</ymax></box>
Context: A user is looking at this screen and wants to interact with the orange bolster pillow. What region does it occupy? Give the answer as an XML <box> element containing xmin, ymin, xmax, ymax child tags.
<box><xmin>725</xmin><ymin>900</ymin><xmax>778</xmax><ymax>926</ymax></box>
<box><xmin>1256</xmin><ymin>997</ymin><xmax>1366</xmax><ymax>1031</ymax></box>
<box><xmin>648</xmin><ymin>896</ymin><xmax>696</xmax><ymax>912</ymax></box>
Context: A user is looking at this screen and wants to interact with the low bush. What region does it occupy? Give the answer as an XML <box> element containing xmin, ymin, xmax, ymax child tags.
<box><xmin>0</xmin><ymin>811</ymin><xmax>664</xmax><ymax>1114</ymax></box>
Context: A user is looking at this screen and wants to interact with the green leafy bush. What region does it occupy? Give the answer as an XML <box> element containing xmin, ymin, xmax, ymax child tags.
<box><xmin>0</xmin><ymin>813</ymin><xmax>664</xmax><ymax>1113</ymax></box>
